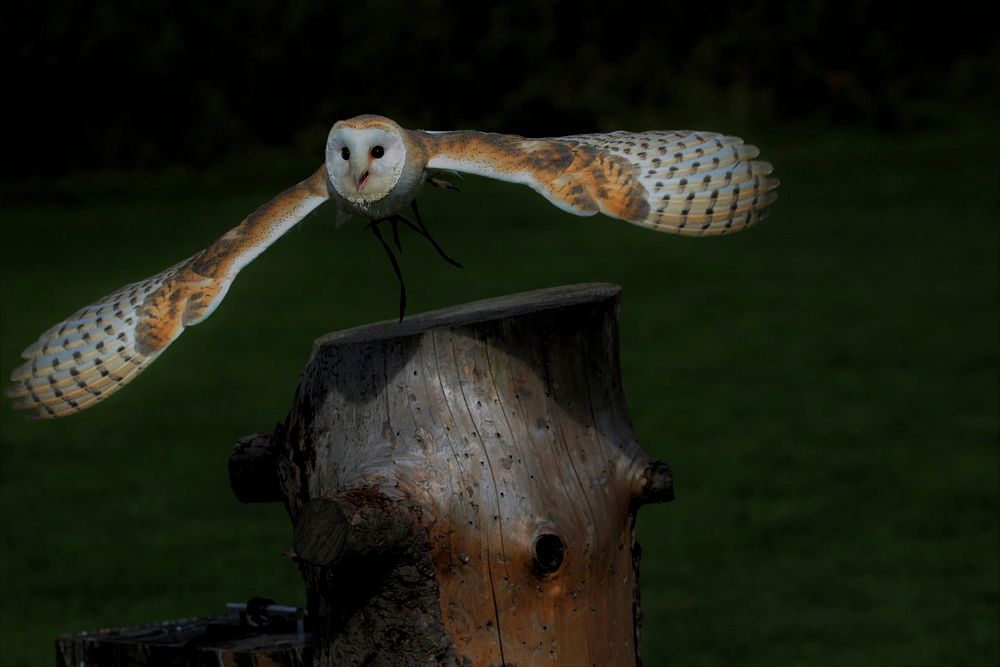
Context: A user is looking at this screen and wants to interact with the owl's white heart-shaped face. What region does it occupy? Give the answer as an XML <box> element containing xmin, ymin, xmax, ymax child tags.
<box><xmin>325</xmin><ymin>119</ymin><xmax>407</xmax><ymax>209</ymax></box>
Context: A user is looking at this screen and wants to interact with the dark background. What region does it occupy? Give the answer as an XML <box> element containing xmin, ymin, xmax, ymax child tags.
<box><xmin>1</xmin><ymin>1</ymin><xmax>998</xmax><ymax>665</ymax></box>
<box><xmin>4</xmin><ymin>0</ymin><xmax>997</xmax><ymax>182</ymax></box>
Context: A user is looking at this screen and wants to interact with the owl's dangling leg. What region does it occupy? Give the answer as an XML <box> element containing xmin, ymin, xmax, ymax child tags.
<box><xmin>407</xmin><ymin>200</ymin><xmax>463</xmax><ymax>269</ymax></box>
<box><xmin>367</xmin><ymin>202</ymin><xmax>462</xmax><ymax>321</ymax></box>
<box><xmin>367</xmin><ymin>220</ymin><xmax>407</xmax><ymax>321</ymax></box>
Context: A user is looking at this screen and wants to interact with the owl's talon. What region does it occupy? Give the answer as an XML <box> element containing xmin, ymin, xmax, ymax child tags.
<box><xmin>428</xmin><ymin>176</ymin><xmax>460</xmax><ymax>193</ymax></box>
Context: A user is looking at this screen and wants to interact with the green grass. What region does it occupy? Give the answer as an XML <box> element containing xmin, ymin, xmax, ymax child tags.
<box><xmin>1</xmin><ymin>125</ymin><xmax>997</xmax><ymax>666</ymax></box>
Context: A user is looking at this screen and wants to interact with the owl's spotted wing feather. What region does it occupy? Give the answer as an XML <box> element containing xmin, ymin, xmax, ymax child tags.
<box><xmin>418</xmin><ymin>129</ymin><xmax>778</xmax><ymax>236</ymax></box>
<box><xmin>8</xmin><ymin>260</ymin><xmax>193</xmax><ymax>418</ymax></box>
<box><xmin>8</xmin><ymin>166</ymin><xmax>330</xmax><ymax>419</ymax></box>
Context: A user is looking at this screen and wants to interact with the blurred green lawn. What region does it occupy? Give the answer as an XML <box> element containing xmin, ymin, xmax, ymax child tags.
<box><xmin>1</xmin><ymin>124</ymin><xmax>997</xmax><ymax>666</ymax></box>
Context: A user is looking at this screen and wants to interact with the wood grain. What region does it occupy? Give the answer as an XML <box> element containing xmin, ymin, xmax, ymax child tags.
<box><xmin>245</xmin><ymin>282</ymin><xmax>674</xmax><ymax>666</ymax></box>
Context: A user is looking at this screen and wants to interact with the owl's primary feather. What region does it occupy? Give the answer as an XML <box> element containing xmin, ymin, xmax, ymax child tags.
<box><xmin>10</xmin><ymin>115</ymin><xmax>778</xmax><ymax>419</ymax></box>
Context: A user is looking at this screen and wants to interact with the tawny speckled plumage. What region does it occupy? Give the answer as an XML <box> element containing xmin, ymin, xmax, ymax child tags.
<box><xmin>9</xmin><ymin>115</ymin><xmax>778</xmax><ymax>418</ymax></box>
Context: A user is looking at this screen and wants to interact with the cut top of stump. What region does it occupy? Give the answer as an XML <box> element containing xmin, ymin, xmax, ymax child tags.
<box><xmin>287</xmin><ymin>280</ymin><xmax>648</xmax><ymax>512</ymax></box>
<box><xmin>313</xmin><ymin>282</ymin><xmax>622</xmax><ymax>347</ymax></box>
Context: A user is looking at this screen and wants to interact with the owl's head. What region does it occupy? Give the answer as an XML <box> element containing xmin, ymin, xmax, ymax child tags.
<box><xmin>325</xmin><ymin>115</ymin><xmax>408</xmax><ymax>207</ymax></box>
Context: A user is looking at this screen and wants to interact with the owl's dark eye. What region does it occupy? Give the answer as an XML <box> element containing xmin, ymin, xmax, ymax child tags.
<box><xmin>341</xmin><ymin>147</ymin><xmax>350</xmax><ymax>160</ymax></box>
<box><xmin>370</xmin><ymin>145</ymin><xmax>385</xmax><ymax>159</ymax></box>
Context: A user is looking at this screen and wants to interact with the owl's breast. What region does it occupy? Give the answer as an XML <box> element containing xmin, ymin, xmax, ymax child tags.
<box><xmin>331</xmin><ymin>165</ymin><xmax>423</xmax><ymax>221</ymax></box>
<box><xmin>334</xmin><ymin>188</ymin><xmax>409</xmax><ymax>220</ymax></box>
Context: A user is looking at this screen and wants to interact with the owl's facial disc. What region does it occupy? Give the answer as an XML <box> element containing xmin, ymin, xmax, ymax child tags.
<box><xmin>325</xmin><ymin>123</ymin><xmax>406</xmax><ymax>208</ymax></box>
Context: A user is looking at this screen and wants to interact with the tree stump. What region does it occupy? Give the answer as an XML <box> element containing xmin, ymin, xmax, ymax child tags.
<box><xmin>233</xmin><ymin>283</ymin><xmax>674</xmax><ymax>666</ymax></box>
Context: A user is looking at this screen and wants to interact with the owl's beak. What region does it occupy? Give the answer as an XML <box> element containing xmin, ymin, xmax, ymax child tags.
<box><xmin>356</xmin><ymin>170</ymin><xmax>370</xmax><ymax>191</ymax></box>
<box><xmin>351</xmin><ymin>162</ymin><xmax>370</xmax><ymax>192</ymax></box>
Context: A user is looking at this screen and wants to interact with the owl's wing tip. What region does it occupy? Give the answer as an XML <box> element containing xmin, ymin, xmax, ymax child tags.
<box><xmin>6</xmin><ymin>383</ymin><xmax>27</xmax><ymax>400</ymax></box>
<box><xmin>754</xmin><ymin>159</ymin><xmax>775</xmax><ymax>176</ymax></box>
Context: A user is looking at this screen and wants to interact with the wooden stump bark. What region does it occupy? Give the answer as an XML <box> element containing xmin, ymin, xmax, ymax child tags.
<box><xmin>233</xmin><ymin>283</ymin><xmax>674</xmax><ymax>666</ymax></box>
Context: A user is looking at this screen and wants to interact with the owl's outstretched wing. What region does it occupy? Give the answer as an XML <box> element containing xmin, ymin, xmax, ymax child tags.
<box><xmin>8</xmin><ymin>166</ymin><xmax>330</xmax><ymax>419</ymax></box>
<box><xmin>417</xmin><ymin>129</ymin><xmax>778</xmax><ymax>236</ymax></box>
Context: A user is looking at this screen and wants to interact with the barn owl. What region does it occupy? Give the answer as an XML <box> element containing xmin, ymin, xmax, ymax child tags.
<box><xmin>8</xmin><ymin>114</ymin><xmax>779</xmax><ymax>419</ymax></box>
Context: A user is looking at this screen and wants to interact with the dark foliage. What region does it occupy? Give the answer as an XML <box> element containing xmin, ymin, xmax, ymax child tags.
<box><xmin>3</xmin><ymin>0</ymin><xmax>998</xmax><ymax>178</ymax></box>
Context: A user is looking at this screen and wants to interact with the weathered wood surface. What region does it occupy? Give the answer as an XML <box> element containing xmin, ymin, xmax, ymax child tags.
<box><xmin>233</xmin><ymin>282</ymin><xmax>674</xmax><ymax>666</ymax></box>
<box><xmin>55</xmin><ymin>613</ymin><xmax>309</xmax><ymax>667</ymax></box>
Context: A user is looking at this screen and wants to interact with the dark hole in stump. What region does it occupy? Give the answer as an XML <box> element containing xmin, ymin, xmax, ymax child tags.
<box><xmin>533</xmin><ymin>533</ymin><xmax>565</xmax><ymax>576</ymax></box>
